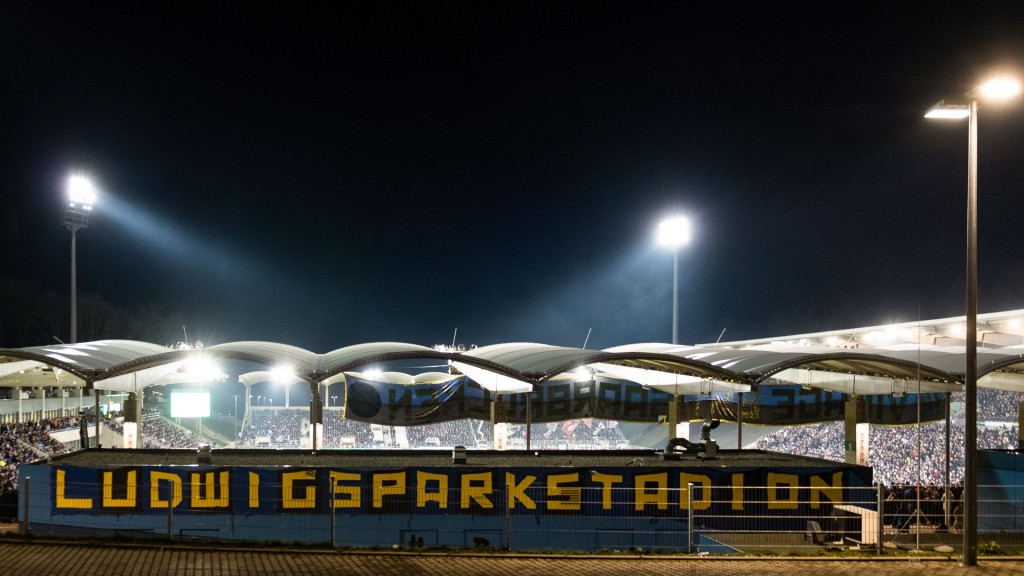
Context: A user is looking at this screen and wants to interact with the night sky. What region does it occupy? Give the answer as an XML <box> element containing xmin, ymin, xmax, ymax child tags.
<box><xmin>4</xmin><ymin>2</ymin><xmax>1024</xmax><ymax>353</ymax></box>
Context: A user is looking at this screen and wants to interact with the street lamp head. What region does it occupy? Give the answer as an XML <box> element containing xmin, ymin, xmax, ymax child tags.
<box><xmin>924</xmin><ymin>101</ymin><xmax>970</xmax><ymax>119</ymax></box>
<box><xmin>656</xmin><ymin>216</ymin><xmax>691</xmax><ymax>250</ymax></box>
<box><xmin>978</xmin><ymin>76</ymin><xmax>1022</xmax><ymax>101</ymax></box>
<box><xmin>927</xmin><ymin>76</ymin><xmax>1022</xmax><ymax>120</ymax></box>
<box><xmin>66</xmin><ymin>174</ymin><xmax>97</xmax><ymax>210</ymax></box>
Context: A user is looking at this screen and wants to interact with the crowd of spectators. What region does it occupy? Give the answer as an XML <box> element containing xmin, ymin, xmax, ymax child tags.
<box><xmin>753</xmin><ymin>390</ymin><xmax>1024</xmax><ymax>488</ymax></box>
<box><xmin>977</xmin><ymin>389</ymin><xmax>1023</xmax><ymax>422</ymax></box>
<box><xmin>404</xmin><ymin>420</ymin><xmax>478</xmax><ymax>448</ymax></box>
<box><xmin>138</xmin><ymin>416</ymin><xmax>202</xmax><ymax>449</ymax></box>
<box><xmin>882</xmin><ymin>483</ymin><xmax>963</xmax><ymax>531</ymax></box>
<box><xmin>506</xmin><ymin>419</ymin><xmax>630</xmax><ymax>449</ymax></box>
<box><xmin>322</xmin><ymin>414</ymin><xmax>375</xmax><ymax>447</ymax></box>
<box><xmin>0</xmin><ymin>389</ymin><xmax>1020</xmax><ymax>498</ymax></box>
<box><xmin>239</xmin><ymin>410</ymin><xmax>630</xmax><ymax>450</ymax></box>
<box><xmin>0</xmin><ymin>415</ymin><xmax>92</xmax><ymax>494</ymax></box>
<box><xmin>754</xmin><ymin>419</ymin><xmax>1020</xmax><ymax>487</ymax></box>
<box><xmin>90</xmin><ymin>410</ymin><xmax>201</xmax><ymax>449</ymax></box>
<box><xmin>239</xmin><ymin>408</ymin><xmax>306</xmax><ymax>447</ymax></box>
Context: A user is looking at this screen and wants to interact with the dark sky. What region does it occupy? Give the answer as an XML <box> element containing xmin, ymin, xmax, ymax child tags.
<box><xmin>3</xmin><ymin>2</ymin><xmax>1024</xmax><ymax>352</ymax></box>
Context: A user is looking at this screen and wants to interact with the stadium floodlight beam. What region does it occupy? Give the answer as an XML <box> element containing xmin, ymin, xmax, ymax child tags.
<box><xmin>270</xmin><ymin>365</ymin><xmax>298</xmax><ymax>407</ymax></box>
<box><xmin>62</xmin><ymin>174</ymin><xmax>97</xmax><ymax>344</ymax></box>
<box><xmin>925</xmin><ymin>74</ymin><xmax>1021</xmax><ymax>567</ymax></box>
<box><xmin>657</xmin><ymin>215</ymin><xmax>691</xmax><ymax>345</ymax></box>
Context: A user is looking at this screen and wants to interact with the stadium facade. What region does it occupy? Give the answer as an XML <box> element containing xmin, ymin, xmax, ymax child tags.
<box><xmin>4</xmin><ymin>310</ymin><xmax>1024</xmax><ymax>551</ymax></box>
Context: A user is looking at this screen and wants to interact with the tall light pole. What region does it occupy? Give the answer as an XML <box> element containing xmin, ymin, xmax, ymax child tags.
<box><xmin>62</xmin><ymin>174</ymin><xmax>96</xmax><ymax>344</ymax></box>
<box><xmin>233</xmin><ymin>394</ymin><xmax>240</xmax><ymax>439</ymax></box>
<box><xmin>657</xmin><ymin>215</ymin><xmax>692</xmax><ymax>344</ymax></box>
<box><xmin>926</xmin><ymin>75</ymin><xmax>1021</xmax><ymax>566</ymax></box>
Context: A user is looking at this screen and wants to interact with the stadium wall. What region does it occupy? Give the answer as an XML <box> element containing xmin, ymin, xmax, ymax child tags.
<box><xmin>978</xmin><ymin>450</ymin><xmax>1024</xmax><ymax>532</ymax></box>
<box><xmin>17</xmin><ymin>459</ymin><xmax>873</xmax><ymax>552</ymax></box>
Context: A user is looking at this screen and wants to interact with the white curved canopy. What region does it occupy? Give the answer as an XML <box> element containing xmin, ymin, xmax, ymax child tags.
<box><xmin>2</xmin><ymin>310</ymin><xmax>1024</xmax><ymax>395</ymax></box>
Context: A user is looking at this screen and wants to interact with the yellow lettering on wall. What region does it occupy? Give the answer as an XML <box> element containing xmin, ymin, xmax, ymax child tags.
<box><xmin>678</xmin><ymin>473</ymin><xmax>711</xmax><ymax>511</ymax></box>
<box><xmin>731</xmin><ymin>473</ymin><xmax>745</xmax><ymax>511</ymax></box>
<box><xmin>547</xmin><ymin>472</ymin><xmax>580</xmax><ymax>511</ymax></box>
<box><xmin>150</xmin><ymin>471</ymin><xmax>182</xmax><ymax>509</ymax></box>
<box><xmin>189</xmin><ymin>471</ymin><xmax>230</xmax><ymax>508</ymax></box>
<box><xmin>417</xmin><ymin>472</ymin><xmax>448</xmax><ymax>508</ymax></box>
<box><xmin>373</xmin><ymin>471</ymin><xmax>406</xmax><ymax>508</ymax></box>
<box><xmin>460</xmin><ymin>472</ymin><xmax>493</xmax><ymax>509</ymax></box>
<box><xmin>768</xmin><ymin>472</ymin><xmax>799</xmax><ymax>509</ymax></box>
<box><xmin>809</xmin><ymin>472</ymin><xmax>843</xmax><ymax>509</ymax></box>
<box><xmin>591</xmin><ymin>472</ymin><xmax>623</xmax><ymax>510</ymax></box>
<box><xmin>248</xmin><ymin>472</ymin><xmax>260</xmax><ymax>508</ymax></box>
<box><xmin>281</xmin><ymin>470</ymin><xmax>317</xmax><ymax>509</ymax></box>
<box><xmin>102</xmin><ymin>470</ymin><xmax>137</xmax><ymax>508</ymax></box>
<box><xmin>330</xmin><ymin>471</ymin><xmax>361</xmax><ymax>509</ymax></box>
<box><xmin>633</xmin><ymin>472</ymin><xmax>668</xmax><ymax>511</ymax></box>
<box><xmin>55</xmin><ymin>469</ymin><xmax>92</xmax><ymax>509</ymax></box>
<box><xmin>506</xmin><ymin>472</ymin><xmax>536</xmax><ymax>509</ymax></box>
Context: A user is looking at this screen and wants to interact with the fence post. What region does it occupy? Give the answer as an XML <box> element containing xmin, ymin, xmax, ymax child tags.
<box><xmin>687</xmin><ymin>482</ymin><xmax>694</xmax><ymax>554</ymax></box>
<box><xmin>20</xmin><ymin>477</ymin><xmax>30</xmax><ymax>535</ymax></box>
<box><xmin>876</xmin><ymin>484</ymin><xmax>884</xmax><ymax>555</ymax></box>
<box><xmin>328</xmin><ymin>481</ymin><xmax>335</xmax><ymax>547</ymax></box>
<box><xmin>504</xmin><ymin>483</ymin><xmax>511</xmax><ymax>551</ymax></box>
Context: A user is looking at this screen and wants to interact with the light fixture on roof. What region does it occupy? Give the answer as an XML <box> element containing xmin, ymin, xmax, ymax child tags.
<box><xmin>270</xmin><ymin>365</ymin><xmax>295</xmax><ymax>383</ymax></box>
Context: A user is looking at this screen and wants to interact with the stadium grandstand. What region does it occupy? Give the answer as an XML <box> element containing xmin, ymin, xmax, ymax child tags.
<box><xmin>2</xmin><ymin>309</ymin><xmax>1024</xmax><ymax>505</ymax></box>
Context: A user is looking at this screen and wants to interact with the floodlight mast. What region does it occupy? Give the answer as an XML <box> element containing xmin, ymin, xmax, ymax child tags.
<box><xmin>62</xmin><ymin>174</ymin><xmax>96</xmax><ymax>344</ymax></box>
<box><xmin>657</xmin><ymin>216</ymin><xmax>691</xmax><ymax>345</ymax></box>
<box><xmin>925</xmin><ymin>74</ymin><xmax>1021</xmax><ymax>567</ymax></box>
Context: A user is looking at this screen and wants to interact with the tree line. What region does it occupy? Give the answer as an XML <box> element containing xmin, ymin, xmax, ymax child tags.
<box><xmin>0</xmin><ymin>274</ymin><xmax>187</xmax><ymax>348</ymax></box>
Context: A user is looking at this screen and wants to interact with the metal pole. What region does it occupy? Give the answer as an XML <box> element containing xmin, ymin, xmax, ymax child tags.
<box><xmin>526</xmin><ymin>391</ymin><xmax>532</xmax><ymax>451</ymax></box>
<box><xmin>20</xmin><ymin>477</ymin><xmax>30</xmax><ymax>535</ymax></box>
<box><xmin>672</xmin><ymin>249</ymin><xmax>679</xmax><ymax>345</ymax></box>
<box><xmin>70</xmin><ymin>228</ymin><xmax>77</xmax><ymax>344</ymax></box>
<box><xmin>963</xmin><ymin>96</ymin><xmax>979</xmax><ymax>566</ymax></box>
<box><xmin>94</xmin><ymin>388</ymin><xmax>101</xmax><ymax>448</ymax></box>
<box><xmin>687</xmin><ymin>482</ymin><xmax>695</xmax><ymax>553</ymax></box>
<box><xmin>877</xmin><ymin>484</ymin><xmax>884</xmax><ymax>555</ymax></box>
<box><xmin>945</xmin><ymin>391</ymin><xmax>951</xmax><ymax>529</ymax></box>
<box><xmin>310</xmin><ymin>383</ymin><xmax>319</xmax><ymax>453</ymax></box>
<box><xmin>737</xmin><ymin>392</ymin><xmax>743</xmax><ymax>448</ymax></box>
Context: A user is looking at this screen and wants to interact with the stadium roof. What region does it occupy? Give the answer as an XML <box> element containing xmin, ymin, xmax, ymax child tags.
<box><xmin>1</xmin><ymin>309</ymin><xmax>1024</xmax><ymax>395</ymax></box>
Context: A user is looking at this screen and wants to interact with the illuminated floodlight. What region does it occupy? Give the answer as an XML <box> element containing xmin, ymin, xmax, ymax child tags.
<box><xmin>926</xmin><ymin>76</ymin><xmax>1021</xmax><ymax>121</ymax></box>
<box><xmin>656</xmin><ymin>216</ymin><xmax>691</xmax><ymax>249</ymax></box>
<box><xmin>657</xmin><ymin>214</ymin><xmax>693</xmax><ymax>345</ymax></box>
<box><xmin>978</xmin><ymin>76</ymin><xmax>1022</xmax><ymax>101</ymax></box>
<box><xmin>66</xmin><ymin>174</ymin><xmax>97</xmax><ymax>210</ymax></box>
<box><xmin>573</xmin><ymin>367</ymin><xmax>593</xmax><ymax>381</ymax></box>
<box><xmin>181</xmin><ymin>356</ymin><xmax>224</xmax><ymax>383</ymax></box>
<box><xmin>924</xmin><ymin>102</ymin><xmax>970</xmax><ymax>119</ymax></box>
<box><xmin>270</xmin><ymin>365</ymin><xmax>295</xmax><ymax>383</ymax></box>
<box><xmin>365</xmin><ymin>368</ymin><xmax>383</xmax><ymax>380</ymax></box>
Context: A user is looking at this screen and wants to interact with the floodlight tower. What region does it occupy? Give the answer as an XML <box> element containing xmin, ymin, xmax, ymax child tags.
<box><xmin>63</xmin><ymin>174</ymin><xmax>97</xmax><ymax>343</ymax></box>
<box><xmin>657</xmin><ymin>215</ymin><xmax>691</xmax><ymax>345</ymax></box>
<box><xmin>925</xmin><ymin>74</ymin><xmax>1021</xmax><ymax>566</ymax></box>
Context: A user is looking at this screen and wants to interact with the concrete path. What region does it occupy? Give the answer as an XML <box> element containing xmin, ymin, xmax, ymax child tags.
<box><xmin>1</xmin><ymin>540</ymin><xmax>1023</xmax><ymax>576</ymax></box>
